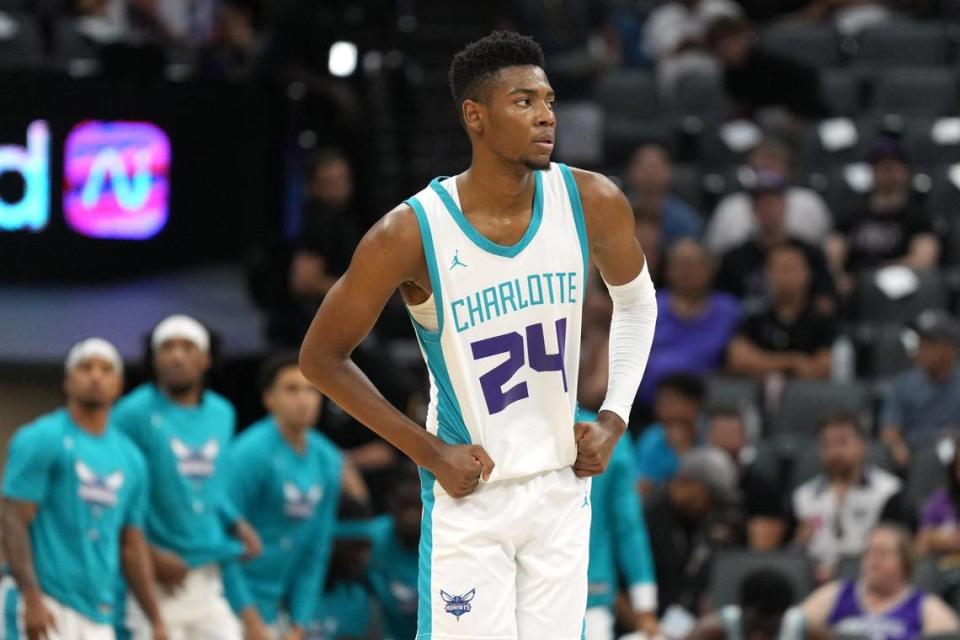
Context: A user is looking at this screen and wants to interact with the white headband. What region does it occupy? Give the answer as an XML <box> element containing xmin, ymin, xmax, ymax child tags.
<box><xmin>65</xmin><ymin>338</ymin><xmax>123</xmax><ymax>375</ymax></box>
<box><xmin>151</xmin><ymin>315</ymin><xmax>210</xmax><ymax>353</ymax></box>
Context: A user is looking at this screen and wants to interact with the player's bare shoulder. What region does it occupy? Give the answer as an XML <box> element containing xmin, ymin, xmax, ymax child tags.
<box><xmin>349</xmin><ymin>202</ymin><xmax>430</xmax><ymax>296</ymax></box>
<box><xmin>566</xmin><ymin>166</ymin><xmax>634</xmax><ymax>244</ymax></box>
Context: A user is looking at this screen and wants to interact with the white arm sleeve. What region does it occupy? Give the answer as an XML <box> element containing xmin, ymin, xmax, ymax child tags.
<box><xmin>599</xmin><ymin>261</ymin><xmax>658</xmax><ymax>425</ymax></box>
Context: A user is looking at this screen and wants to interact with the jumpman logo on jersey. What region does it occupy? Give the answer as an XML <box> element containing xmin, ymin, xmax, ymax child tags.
<box><xmin>450</xmin><ymin>250</ymin><xmax>467</xmax><ymax>270</ymax></box>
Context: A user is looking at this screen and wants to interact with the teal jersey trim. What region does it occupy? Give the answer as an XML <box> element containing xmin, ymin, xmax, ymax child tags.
<box><xmin>417</xmin><ymin>468</ymin><xmax>436</xmax><ymax>639</ymax></box>
<box><xmin>557</xmin><ymin>163</ymin><xmax>589</xmax><ymax>293</ymax></box>
<box><xmin>4</xmin><ymin>583</ymin><xmax>17</xmax><ymax>640</ymax></box>
<box><xmin>412</xmin><ymin>326</ymin><xmax>472</xmax><ymax>446</ymax></box>
<box><xmin>404</xmin><ymin>197</ymin><xmax>444</xmax><ymax>339</ymax></box>
<box><xmin>429</xmin><ymin>172</ymin><xmax>544</xmax><ymax>258</ymax></box>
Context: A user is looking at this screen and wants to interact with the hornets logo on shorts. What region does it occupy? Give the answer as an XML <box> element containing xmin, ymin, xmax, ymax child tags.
<box><xmin>440</xmin><ymin>589</ymin><xmax>475</xmax><ymax>620</ymax></box>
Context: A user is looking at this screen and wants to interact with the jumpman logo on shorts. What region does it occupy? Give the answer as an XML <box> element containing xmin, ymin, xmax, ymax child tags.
<box><xmin>450</xmin><ymin>250</ymin><xmax>467</xmax><ymax>270</ymax></box>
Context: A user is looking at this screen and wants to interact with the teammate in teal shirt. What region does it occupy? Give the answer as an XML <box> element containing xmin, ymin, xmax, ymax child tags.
<box><xmin>317</xmin><ymin>498</ymin><xmax>385</xmax><ymax>640</ymax></box>
<box><xmin>1</xmin><ymin>338</ymin><xmax>165</xmax><ymax>639</ymax></box>
<box><xmin>226</xmin><ymin>353</ymin><xmax>346</xmax><ymax>639</ymax></box>
<box><xmin>111</xmin><ymin>316</ymin><xmax>262</xmax><ymax>640</ymax></box>
<box><xmin>367</xmin><ymin>466</ymin><xmax>420</xmax><ymax>640</ymax></box>
<box><xmin>578</xmin><ymin>408</ymin><xmax>659</xmax><ymax>640</ymax></box>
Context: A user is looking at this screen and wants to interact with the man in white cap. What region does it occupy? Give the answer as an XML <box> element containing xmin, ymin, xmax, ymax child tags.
<box><xmin>112</xmin><ymin>316</ymin><xmax>266</xmax><ymax>640</ymax></box>
<box><xmin>1</xmin><ymin>338</ymin><xmax>167</xmax><ymax>640</ymax></box>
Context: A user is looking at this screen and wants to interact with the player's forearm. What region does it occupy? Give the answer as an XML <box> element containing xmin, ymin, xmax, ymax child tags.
<box><xmin>2</xmin><ymin>507</ymin><xmax>41</xmax><ymax>598</ymax></box>
<box><xmin>299</xmin><ymin>353</ymin><xmax>442</xmax><ymax>468</ymax></box>
<box><xmin>121</xmin><ymin>528</ymin><xmax>163</xmax><ymax>624</ymax></box>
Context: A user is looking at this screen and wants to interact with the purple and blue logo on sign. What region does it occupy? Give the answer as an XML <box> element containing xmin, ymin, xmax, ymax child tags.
<box><xmin>64</xmin><ymin>120</ymin><xmax>171</xmax><ymax>240</ymax></box>
<box><xmin>440</xmin><ymin>589</ymin><xmax>475</xmax><ymax>620</ymax></box>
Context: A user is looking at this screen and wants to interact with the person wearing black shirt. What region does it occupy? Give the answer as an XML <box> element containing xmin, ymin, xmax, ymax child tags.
<box><xmin>728</xmin><ymin>241</ymin><xmax>836</xmax><ymax>379</ymax></box>
<box><xmin>716</xmin><ymin>172</ymin><xmax>835</xmax><ymax>312</ymax></box>
<box><xmin>707</xmin><ymin>16</ymin><xmax>828</xmax><ymax>119</ymax></box>
<box><xmin>827</xmin><ymin>138</ymin><xmax>939</xmax><ymax>287</ymax></box>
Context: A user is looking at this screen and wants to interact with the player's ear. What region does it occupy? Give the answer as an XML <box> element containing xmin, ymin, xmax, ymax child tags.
<box><xmin>462</xmin><ymin>99</ymin><xmax>484</xmax><ymax>135</ymax></box>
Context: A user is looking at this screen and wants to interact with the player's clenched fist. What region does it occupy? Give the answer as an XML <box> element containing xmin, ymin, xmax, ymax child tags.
<box><xmin>572</xmin><ymin>411</ymin><xmax>626</xmax><ymax>478</ymax></box>
<box><xmin>431</xmin><ymin>442</ymin><xmax>495</xmax><ymax>498</ymax></box>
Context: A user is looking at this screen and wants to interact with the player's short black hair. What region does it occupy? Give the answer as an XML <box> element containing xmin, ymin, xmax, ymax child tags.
<box><xmin>449</xmin><ymin>30</ymin><xmax>545</xmax><ymax>116</ymax></box>
<box><xmin>257</xmin><ymin>350</ymin><xmax>301</xmax><ymax>393</ymax></box>
<box><xmin>655</xmin><ymin>373</ymin><xmax>706</xmax><ymax>404</ymax></box>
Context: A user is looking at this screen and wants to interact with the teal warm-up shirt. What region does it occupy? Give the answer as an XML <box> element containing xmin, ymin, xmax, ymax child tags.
<box><xmin>225</xmin><ymin>417</ymin><xmax>343</xmax><ymax>627</ymax></box>
<box><xmin>318</xmin><ymin>582</ymin><xmax>381</xmax><ymax>640</ymax></box>
<box><xmin>112</xmin><ymin>384</ymin><xmax>244</xmax><ymax>566</ymax></box>
<box><xmin>1</xmin><ymin>409</ymin><xmax>148</xmax><ymax>623</ymax></box>
<box><xmin>577</xmin><ymin>408</ymin><xmax>657</xmax><ymax>612</ymax></box>
<box><xmin>367</xmin><ymin>516</ymin><xmax>418</xmax><ymax>640</ymax></box>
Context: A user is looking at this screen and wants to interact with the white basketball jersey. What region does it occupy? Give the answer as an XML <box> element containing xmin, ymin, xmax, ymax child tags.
<box><xmin>403</xmin><ymin>163</ymin><xmax>588</xmax><ymax>483</ymax></box>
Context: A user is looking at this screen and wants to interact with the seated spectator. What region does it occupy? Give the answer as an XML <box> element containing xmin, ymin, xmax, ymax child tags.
<box><xmin>643</xmin><ymin>0</ymin><xmax>741</xmax><ymax>100</ymax></box>
<box><xmin>318</xmin><ymin>497</ymin><xmax>386</xmax><ymax>639</ymax></box>
<box><xmin>129</xmin><ymin>0</ymin><xmax>217</xmax><ymax>47</ymax></box>
<box><xmin>73</xmin><ymin>0</ymin><xmax>129</xmax><ymax>44</ymax></box>
<box><xmin>706</xmin><ymin>139</ymin><xmax>832</xmax><ymax>254</ymax></box>
<box><xmin>625</xmin><ymin>145</ymin><xmax>703</xmax><ymax>250</ymax></box>
<box><xmin>635</xmin><ymin>374</ymin><xmax>704</xmax><ymax>497</ymax></box>
<box><xmin>917</xmin><ymin>438</ymin><xmax>960</xmax><ymax>558</ymax></box>
<box><xmin>645</xmin><ymin>448</ymin><xmax>743</xmax><ymax>617</ymax></box>
<box><xmin>881</xmin><ymin>310</ymin><xmax>960</xmax><ymax>465</ymax></box>
<box><xmin>688</xmin><ymin>568</ymin><xmax>828</xmax><ymax>640</ymax></box>
<box><xmin>826</xmin><ymin>138</ymin><xmax>939</xmax><ymax>293</ymax></box>
<box><xmin>367</xmin><ymin>464</ymin><xmax>421</xmax><ymax>640</ymax></box>
<box><xmin>801</xmin><ymin>524</ymin><xmax>960</xmax><ymax>640</ymax></box>
<box><xmin>707</xmin><ymin>408</ymin><xmax>787</xmax><ymax>550</ymax></box>
<box><xmin>792</xmin><ymin>413</ymin><xmax>906</xmax><ymax>582</ymax></box>
<box><xmin>707</xmin><ymin>16</ymin><xmax>828</xmax><ymax>120</ymax></box>
<box><xmin>637</xmin><ymin>239</ymin><xmax>741</xmax><ymax>405</ymax></box>
<box><xmin>727</xmin><ymin>242</ymin><xmax>836</xmax><ymax>380</ymax></box>
<box><xmin>715</xmin><ymin>172</ymin><xmax>835</xmax><ymax>311</ymax></box>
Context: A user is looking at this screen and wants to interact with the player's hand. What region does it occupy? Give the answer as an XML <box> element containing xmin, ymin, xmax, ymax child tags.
<box><xmin>23</xmin><ymin>590</ymin><xmax>55</xmax><ymax>640</ymax></box>
<box><xmin>242</xmin><ymin>606</ymin><xmax>271</xmax><ymax>640</ymax></box>
<box><xmin>152</xmin><ymin>548</ymin><xmax>189</xmax><ymax>590</ymax></box>
<box><xmin>431</xmin><ymin>442</ymin><xmax>495</xmax><ymax>498</ymax></box>
<box><xmin>573</xmin><ymin>411</ymin><xmax>626</xmax><ymax>478</ymax></box>
<box><xmin>234</xmin><ymin>519</ymin><xmax>263</xmax><ymax>560</ymax></box>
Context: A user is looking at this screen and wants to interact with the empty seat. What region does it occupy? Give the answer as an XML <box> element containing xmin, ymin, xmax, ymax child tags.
<box><xmin>869</xmin><ymin>324</ymin><xmax>915</xmax><ymax>379</ymax></box>
<box><xmin>595</xmin><ymin>69</ymin><xmax>659</xmax><ymax>121</ymax></box>
<box><xmin>854</xmin><ymin>23</ymin><xmax>950</xmax><ymax>68</ymax></box>
<box><xmin>820</xmin><ymin>69</ymin><xmax>861</xmax><ymax>117</ymax></box>
<box><xmin>871</xmin><ymin>68</ymin><xmax>957</xmax><ymax>117</ymax></box>
<box><xmin>906</xmin><ymin>444</ymin><xmax>950</xmax><ymax>509</ymax></box>
<box><xmin>708</xmin><ymin>551</ymin><xmax>813</xmax><ymax>609</ymax></box>
<box><xmin>760</xmin><ymin>23</ymin><xmax>842</xmax><ymax>68</ymax></box>
<box><xmin>672</xmin><ymin>72</ymin><xmax>729</xmax><ymax>121</ymax></box>
<box><xmin>671</xmin><ymin>163</ymin><xmax>705</xmax><ymax>213</ymax></box>
<box><xmin>855</xmin><ymin>268</ymin><xmax>947</xmax><ymax>325</ymax></box>
<box><xmin>772</xmin><ymin>380</ymin><xmax>871</xmax><ymax>442</ymax></box>
<box><xmin>705</xmin><ymin>376</ymin><xmax>761</xmax><ymax>411</ymax></box>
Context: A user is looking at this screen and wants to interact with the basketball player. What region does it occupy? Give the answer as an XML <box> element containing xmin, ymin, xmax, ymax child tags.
<box><xmin>225</xmin><ymin>352</ymin><xmax>364</xmax><ymax>640</ymax></box>
<box><xmin>299</xmin><ymin>31</ymin><xmax>657</xmax><ymax>639</ymax></box>
<box><xmin>2</xmin><ymin>339</ymin><xmax>166</xmax><ymax>640</ymax></box>
<box><xmin>112</xmin><ymin>316</ymin><xmax>265</xmax><ymax>640</ymax></box>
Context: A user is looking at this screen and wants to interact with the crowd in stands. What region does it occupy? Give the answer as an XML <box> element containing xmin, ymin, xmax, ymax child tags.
<box><xmin>8</xmin><ymin>0</ymin><xmax>960</xmax><ymax>639</ymax></box>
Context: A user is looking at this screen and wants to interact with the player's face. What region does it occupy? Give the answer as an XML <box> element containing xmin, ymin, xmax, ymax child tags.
<box><xmin>470</xmin><ymin>65</ymin><xmax>556</xmax><ymax>171</ymax></box>
<box><xmin>264</xmin><ymin>366</ymin><xmax>323</xmax><ymax>431</ymax></box>
<box><xmin>862</xmin><ymin>529</ymin><xmax>906</xmax><ymax>591</ymax></box>
<box><xmin>154</xmin><ymin>338</ymin><xmax>210</xmax><ymax>395</ymax></box>
<box><xmin>332</xmin><ymin>538</ymin><xmax>372</xmax><ymax>581</ymax></box>
<box><xmin>65</xmin><ymin>357</ymin><xmax>123</xmax><ymax>410</ymax></box>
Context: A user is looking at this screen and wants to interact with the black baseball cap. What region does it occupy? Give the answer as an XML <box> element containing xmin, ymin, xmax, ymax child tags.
<box><xmin>912</xmin><ymin>309</ymin><xmax>960</xmax><ymax>344</ymax></box>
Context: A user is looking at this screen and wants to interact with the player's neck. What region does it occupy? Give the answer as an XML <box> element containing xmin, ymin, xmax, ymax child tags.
<box><xmin>460</xmin><ymin>153</ymin><xmax>537</xmax><ymax>216</ymax></box>
<box><xmin>276</xmin><ymin>418</ymin><xmax>308</xmax><ymax>452</ymax></box>
<box><xmin>67</xmin><ymin>401</ymin><xmax>110</xmax><ymax>435</ymax></box>
<box><xmin>161</xmin><ymin>384</ymin><xmax>203</xmax><ymax>407</ymax></box>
